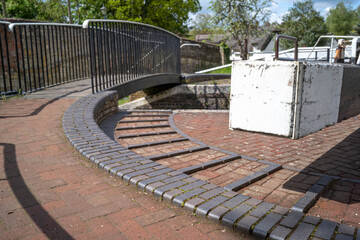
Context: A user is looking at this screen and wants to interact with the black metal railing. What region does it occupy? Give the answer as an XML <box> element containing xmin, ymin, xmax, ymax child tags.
<box><xmin>2</xmin><ymin>23</ymin><xmax>90</xmax><ymax>94</ymax></box>
<box><xmin>0</xmin><ymin>21</ymin><xmax>14</xmax><ymax>95</ymax></box>
<box><xmin>83</xmin><ymin>20</ymin><xmax>181</xmax><ymax>93</ymax></box>
<box><xmin>1</xmin><ymin>20</ymin><xmax>181</xmax><ymax>95</ymax></box>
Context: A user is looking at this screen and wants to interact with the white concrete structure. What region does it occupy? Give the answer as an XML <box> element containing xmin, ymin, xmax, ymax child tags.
<box><xmin>229</xmin><ymin>61</ymin><xmax>344</xmax><ymax>139</ymax></box>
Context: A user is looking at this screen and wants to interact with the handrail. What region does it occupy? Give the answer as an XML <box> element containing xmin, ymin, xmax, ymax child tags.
<box><xmin>275</xmin><ymin>34</ymin><xmax>298</xmax><ymax>61</ymax></box>
<box><xmin>83</xmin><ymin>19</ymin><xmax>180</xmax><ymax>39</ymax></box>
<box><xmin>195</xmin><ymin>63</ymin><xmax>231</xmax><ymax>74</ymax></box>
<box><xmin>8</xmin><ymin>22</ymin><xmax>82</xmax><ymax>32</ymax></box>
<box><xmin>304</xmin><ymin>35</ymin><xmax>360</xmax><ymax>63</ymax></box>
<box><xmin>180</xmin><ymin>43</ymin><xmax>201</xmax><ymax>48</ymax></box>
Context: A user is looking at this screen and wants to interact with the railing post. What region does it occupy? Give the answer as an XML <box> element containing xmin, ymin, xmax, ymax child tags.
<box><xmin>275</xmin><ymin>34</ymin><xmax>298</xmax><ymax>61</ymax></box>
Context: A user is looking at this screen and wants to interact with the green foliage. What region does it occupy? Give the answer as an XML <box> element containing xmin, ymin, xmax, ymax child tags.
<box><xmin>355</xmin><ymin>6</ymin><xmax>360</xmax><ymax>34</ymax></box>
<box><xmin>189</xmin><ymin>13</ymin><xmax>213</xmax><ymax>34</ymax></box>
<box><xmin>106</xmin><ymin>0</ymin><xmax>201</xmax><ymax>34</ymax></box>
<box><xmin>37</xmin><ymin>0</ymin><xmax>67</xmax><ymax>22</ymax></box>
<box><xmin>210</xmin><ymin>0</ymin><xmax>272</xmax><ymax>60</ymax></box>
<box><xmin>326</xmin><ymin>2</ymin><xmax>357</xmax><ymax>35</ymax></box>
<box><xmin>4</xmin><ymin>0</ymin><xmax>67</xmax><ymax>22</ymax></box>
<box><xmin>281</xmin><ymin>0</ymin><xmax>327</xmax><ymax>49</ymax></box>
<box><xmin>73</xmin><ymin>0</ymin><xmax>106</xmax><ymax>23</ymax></box>
<box><xmin>220</xmin><ymin>42</ymin><xmax>231</xmax><ymax>64</ymax></box>
<box><xmin>6</xmin><ymin>0</ymin><xmax>39</xmax><ymax>19</ymax></box>
<box><xmin>2</xmin><ymin>0</ymin><xmax>201</xmax><ymax>34</ymax></box>
<box><xmin>188</xmin><ymin>13</ymin><xmax>224</xmax><ymax>35</ymax></box>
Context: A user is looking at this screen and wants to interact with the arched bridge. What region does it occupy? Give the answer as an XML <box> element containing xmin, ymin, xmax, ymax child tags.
<box><xmin>1</xmin><ymin>19</ymin><xmax>182</xmax><ymax>96</ymax></box>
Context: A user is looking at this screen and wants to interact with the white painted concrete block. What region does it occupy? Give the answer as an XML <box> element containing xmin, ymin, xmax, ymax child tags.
<box><xmin>295</xmin><ymin>63</ymin><xmax>343</xmax><ymax>138</ymax></box>
<box><xmin>230</xmin><ymin>61</ymin><xmax>297</xmax><ymax>137</ymax></box>
<box><xmin>229</xmin><ymin>61</ymin><xmax>343</xmax><ymax>139</ymax></box>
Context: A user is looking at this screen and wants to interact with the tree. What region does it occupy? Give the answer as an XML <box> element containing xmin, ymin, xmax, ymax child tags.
<box><xmin>6</xmin><ymin>0</ymin><xmax>39</xmax><ymax>19</ymax></box>
<box><xmin>281</xmin><ymin>0</ymin><xmax>327</xmax><ymax>49</ymax></box>
<box><xmin>326</xmin><ymin>1</ymin><xmax>356</xmax><ymax>35</ymax></box>
<box><xmin>1</xmin><ymin>0</ymin><xmax>7</xmax><ymax>17</ymax></box>
<box><xmin>37</xmin><ymin>0</ymin><xmax>67</xmax><ymax>23</ymax></box>
<box><xmin>67</xmin><ymin>0</ymin><xmax>72</xmax><ymax>23</ymax></box>
<box><xmin>71</xmin><ymin>0</ymin><xmax>105</xmax><ymax>24</ymax></box>
<box><xmin>210</xmin><ymin>0</ymin><xmax>272</xmax><ymax>60</ymax></box>
<box><xmin>105</xmin><ymin>0</ymin><xmax>201</xmax><ymax>35</ymax></box>
<box><xmin>190</xmin><ymin>14</ymin><xmax>215</xmax><ymax>34</ymax></box>
<box><xmin>4</xmin><ymin>0</ymin><xmax>67</xmax><ymax>22</ymax></box>
<box><xmin>355</xmin><ymin>5</ymin><xmax>360</xmax><ymax>34</ymax></box>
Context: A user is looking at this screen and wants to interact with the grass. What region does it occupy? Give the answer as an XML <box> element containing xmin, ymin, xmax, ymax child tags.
<box><xmin>1</xmin><ymin>89</ymin><xmax>24</xmax><ymax>100</ymax></box>
<box><xmin>118</xmin><ymin>96</ymin><xmax>130</xmax><ymax>105</ymax></box>
<box><xmin>207</xmin><ymin>66</ymin><xmax>231</xmax><ymax>74</ymax></box>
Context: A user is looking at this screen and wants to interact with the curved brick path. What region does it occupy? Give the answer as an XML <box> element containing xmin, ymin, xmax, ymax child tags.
<box><xmin>0</xmin><ymin>97</ymin><xmax>251</xmax><ymax>239</ymax></box>
<box><xmin>174</xmin><ymin>111</ymin><xmax>360</xmax><ymax>227</ymax></box>
<box><xmin>61</xmin><ymin>82</ymin><xmax>359</xmax><ymax>240</ymax></box>
<box><xmin>1</xmin><ymin>80</ymin><xmax>359</xmax><ymax>239</ymax></box>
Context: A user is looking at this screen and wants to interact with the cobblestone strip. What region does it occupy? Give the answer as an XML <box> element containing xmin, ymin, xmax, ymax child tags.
<box><xmin>117</xmin><ymin>130</ymin><xmax>177</xmax><ymax>139</ymax></box>
<box><xmin>127</xmin><ymin>137</ymin><xmax>188</xmax><ymax>149</ymax></box>
<box><xmin>292</xmin><ymin>176</ymin><xmax>334</xmax><ymax>213</ymax></box>
<box><xmin>178</xmin><ymin>155</ymin><xmax>241</xmax><ymax>174</ymax></box>
<box><xmin>116</xmin><ymin>123</ymin><xmax>170</xmax><ymax>130</ymax></box>
<box><xmin>224</xmin><ymin>164</ymin><xmax>282</xmax><ymax>191</ymax></box>
<box><xmin>148</xmin><ymin>146</ymin><xmax>210</xmax><ymax>160</ymax></box>
<box><xmin>62</xmin><ymin>91</ymin><xmax>359</xmax><ymax>240</ymax></box>
<box><xmin>119</xmin><ymin>118</ymin><xmax>169</xmax><ymax>123</ymax></box>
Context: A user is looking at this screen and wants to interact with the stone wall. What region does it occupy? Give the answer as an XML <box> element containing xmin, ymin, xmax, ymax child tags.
<box><xmin>119</xmin><ymin>84</ymin><xmax>230</xmax><ymax>110</ymax></box>
<box><xmin>181</xmin><ymin>38</ymin><xmax>223</xmax><ymax>73</ymax></box>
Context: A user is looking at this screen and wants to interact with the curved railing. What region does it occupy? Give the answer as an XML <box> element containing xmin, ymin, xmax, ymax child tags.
<box><xmin>3</xmin><ymin>22</ymin><xmax>89</xmax><ymax>94</ymax></box>
<box><xmin>0</xmin><ymin>20</ymin><xmax>181</xmax><ymax>95</ymax></box>
<box><xmin>84</xmin><ymin>20</ymin><xmax>181</xmax><ymax>93</ymax></box>
<box><xmin>0</xmin><ymin>21</ymin><xmax>14</xmax><ymax>95</ymax></box>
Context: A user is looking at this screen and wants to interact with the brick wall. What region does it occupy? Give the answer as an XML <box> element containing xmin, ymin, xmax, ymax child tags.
<box><xmin>181</xmin><ymin>38</ymin><xmax>223</xmax><ymax>73</ymax></box>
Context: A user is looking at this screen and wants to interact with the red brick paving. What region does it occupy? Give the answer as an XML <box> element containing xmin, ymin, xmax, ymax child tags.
<box><xmin>114</xmin><ymin>109</ymin><xmax>360</xmax><ymax>228</ymax></box>
<box><xmin>174</xmin><ymin>112</ymin><xmax>360</xmax><ymax>177</ymax></box>
<box><xmin>309</xmin><ymin>181</ymin><xmax>360</xmax><ymax>227</ymax></box>
<box><xmin>174</xmin><ymin>111</ymin><xmax>360</xmax><ymax>227</ymax></box>
<box><xmin>0</xmin><ymin>98</ymin><xmax>252</xmax><ymax>239</ymax></box>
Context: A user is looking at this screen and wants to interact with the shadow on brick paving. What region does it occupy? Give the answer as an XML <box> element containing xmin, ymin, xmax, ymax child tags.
<box><xmin>0</xmin><ymin>89</ymin><xmax>88</xmax><ymax>119</ymax></box>
<box><xmin>1</xmin><ymin>143</ymin><xmax>74</xmax><ymax>239</ymax></box>
<box><xmin>283</xmin><ymin>128</ymin><xmax>360</xmax><ymax>205</ymax></box>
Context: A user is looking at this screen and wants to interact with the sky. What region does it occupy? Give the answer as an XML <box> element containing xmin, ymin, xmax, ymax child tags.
<box><xmin>194</xmin><ymin>0</ymin><xmax>360</xmax><ymax>23</ymax></box>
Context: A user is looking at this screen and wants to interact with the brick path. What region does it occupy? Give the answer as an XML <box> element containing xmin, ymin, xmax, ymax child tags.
<box><xmin>174</xmin><ymin>111</ymin><xmax>360</xmax><ymax>227</ymax></box>
<box><xmin>0</xmin><ymin>98</ymin><xmax>252</xmax><ymax>239</ymax></box>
